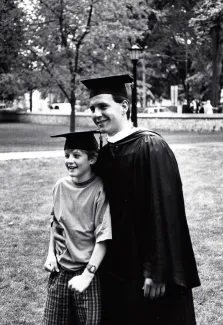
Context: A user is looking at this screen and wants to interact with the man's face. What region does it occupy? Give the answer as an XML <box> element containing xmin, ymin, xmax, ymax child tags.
<box><xmin>89</xmin><ymin>94</ymin><xmax>124</xmax><ymax>136</ymax></box>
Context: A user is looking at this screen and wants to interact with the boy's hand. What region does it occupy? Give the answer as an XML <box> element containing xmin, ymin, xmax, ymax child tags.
<box><xmin>68</xmin><ymin>270</ymin><xmax>94</xmax><ymax>293</ymax></box>
<box><xmin>44</xmin><ymin>254</ymin><xmax>59</xmax><ymax>273</ymax></box>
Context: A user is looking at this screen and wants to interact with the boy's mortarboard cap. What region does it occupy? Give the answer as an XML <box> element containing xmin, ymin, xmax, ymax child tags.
<box><xmin>51</xmin><ymin>130</ymin><xmax>100</xmax><ymax>151</ymax></box>
<box><xmin>81</xmin><ymin>74</ymin><xmax>133</xmax><ymax>98</ymax></box>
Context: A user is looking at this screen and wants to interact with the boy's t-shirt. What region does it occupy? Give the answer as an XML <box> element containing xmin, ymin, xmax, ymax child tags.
<box><xmin>51</xmin><ymin>174</ymin><xmax>112</xmax><ymax>271</ymax></box>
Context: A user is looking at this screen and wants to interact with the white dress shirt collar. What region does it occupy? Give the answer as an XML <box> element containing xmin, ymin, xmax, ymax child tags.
<box><xmin>107</xmin><ymin>125</ymin><xmax>138</xmax><ymax>143</ymax></box>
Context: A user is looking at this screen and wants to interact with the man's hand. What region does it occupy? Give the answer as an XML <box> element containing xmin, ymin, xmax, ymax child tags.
<box><xmin>44</xmin><ymin>254</ymin><xmax>59</xmax><ymax>273</ymax></box>
<box><xmin>142</xmin><ymin>278</ymin><xmax>165</xmax><ymax>299</ymax></box>
<box><xmin>68</xmin><ymin>270</ymin><xmax>94</xmax><ymax>293</ymax></box>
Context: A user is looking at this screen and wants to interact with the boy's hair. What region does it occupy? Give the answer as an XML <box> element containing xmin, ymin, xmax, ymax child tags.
<box><xmin>82</xmin><ymin>149</ymin><xmax>98</xmax><ymax>161</ymax></box>
<box><xmin>65</xmin><ymin>148</ymin><xmax>98</xmax><ymax>161</ymax></box>
<box><xmin>112</xmin><ymin>95</ymin><xmax>131</xmax><ymax>120</ymax></box>
<box><xmin>83</xmin><ymin>150</ymin><xmax>98</xmax><ymax>173</ymax></box>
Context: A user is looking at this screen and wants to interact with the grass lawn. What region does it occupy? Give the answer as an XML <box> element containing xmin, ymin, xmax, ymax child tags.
<box><xmin>1</xmin><ymin>122</ymin><xmax>223</xmax><ymax>152</ymax></box>
<box><xmin>0</xmin><ymin>143</ymin><xmax>223</xmax><ymax>324</ymax></box>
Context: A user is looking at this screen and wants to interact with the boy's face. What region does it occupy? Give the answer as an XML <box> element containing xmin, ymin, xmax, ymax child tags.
<box><xmin>64</xmin><ymin>149</ymin><xmax>95</xmax><ymax>183</ymax></box>
<box><xmin>89</xmin><ymin>94</ymin><xmax>125</xmax><ymax>136</ymax></box>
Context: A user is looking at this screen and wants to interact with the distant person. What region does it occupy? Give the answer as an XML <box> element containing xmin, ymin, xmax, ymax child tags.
<box><xmin>195</xmin><ymin>99</ymin><xmax>200</xmax><ymax>114</ymax></box>
<box><xmin>81</xmin><ymin>74</ymin><xmax>201</xmax><ymax>325</ymax></box>
<box><xmin>190</xmin><ymin>99</ymin><xmax>197</xmax><ymax>113</ymax></box>
<box><xmin>182</xmin><ymin>99</ymin><xmax>191</xmax><ymax>113</ymax></box>
<box><xmin>43</xmin><ymin>131</ymin><xmax>112</xmax><ymax>325</ymax></box>
<box><xmin>199</xmin><ymin>102</ymin><xmax>204</xmax><ymax>113</ymax></box>
<box><xmin>204</xmin><ymin>100</ymin><xmax>213</xmax><ymax>114</ymax></box>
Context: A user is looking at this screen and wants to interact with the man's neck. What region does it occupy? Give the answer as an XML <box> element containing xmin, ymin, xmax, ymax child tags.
<box><xmin>107</xmin><ymin>121</ymin><xmax>137</xmax><ymax>143</ymax></box>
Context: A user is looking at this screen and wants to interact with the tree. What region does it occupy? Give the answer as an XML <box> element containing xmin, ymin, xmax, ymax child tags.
<box><xmin>18</xmin><ymin>0</ymin><xmax>222</xmax><ymax>116</ymax></box>
<box><xmin>190</xmin><ymin>0</ymin><xmax>223</xmax><ymax>107</ymax></box>
<box><xmin>0</xmin><ymin>0</ymin><xmax>24</xmax><ymax>100</ymax></box>
<box><xmin>122</xmin><ymin>0</ymin><xmax>199</xmax><ymax>107</ymax></box>
<box><xmin>22</xmin><ymin>0</ymin><xmax>99</xmax><ymax>131</ymax></box>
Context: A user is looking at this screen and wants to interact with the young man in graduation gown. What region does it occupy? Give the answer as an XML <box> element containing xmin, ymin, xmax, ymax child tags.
<box><xmin>81</xmin><ymin>74</ymin><xmax>201</xmax><ymax>325</ymax></box>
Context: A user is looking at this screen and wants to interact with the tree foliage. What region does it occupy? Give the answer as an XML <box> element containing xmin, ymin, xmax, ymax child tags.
<box><xmin>2</xmin><ymin>0</ymin><xmax>223</xmax><ymax>115</ymax></box>
<box><xmin>20</xmin><ymin>0</ymin><xmax>100</xmax><ymax>130</ymax></box>
<box><xmin>121</xmin><ymin>0</ymin><xmax>199</xmax><ymax>103</ymax></box>
<box><xmin>0</xmin><ymin>0</ymin><xmax>24</xmax><ymax>100</ymax></box>
<box><xmin>190</xmin><ymin>0</ymin><xmax>223</xmax><ymax>106</ymax></box>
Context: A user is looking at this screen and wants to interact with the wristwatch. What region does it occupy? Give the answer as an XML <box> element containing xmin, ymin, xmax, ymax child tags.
<box><xmin>86</xmin><ymin>264</ymin><xmax>97</xmax><ymax>274</ymax></box>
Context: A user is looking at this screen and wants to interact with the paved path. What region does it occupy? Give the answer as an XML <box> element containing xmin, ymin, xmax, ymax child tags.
<box><xmin>0</xmin><ymin>142</ymin><xmax>223</xmax><ymax>160</ymax></box>
<box><xmin>0</xmin><ymin>150</ymin><xmax>64</xmax><ymax>160</ymax></box>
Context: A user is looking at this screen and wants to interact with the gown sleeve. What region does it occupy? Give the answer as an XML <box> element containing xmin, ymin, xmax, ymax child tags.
<box><xmin>133</xmin><ymin>133</ymin><xmax>200</xmax><ymax>288</ymax></box>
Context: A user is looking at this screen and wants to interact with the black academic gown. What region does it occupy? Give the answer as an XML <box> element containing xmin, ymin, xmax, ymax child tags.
<box><xmin>97</xmin><ymin>130</ymin><xmax>200</xmax><ymax>325</ymax></box>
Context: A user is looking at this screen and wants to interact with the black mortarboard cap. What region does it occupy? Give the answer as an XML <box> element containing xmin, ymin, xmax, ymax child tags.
<box><xmin>51</xmin><ymin>130</ymin><xmax>100</xmax><ymax>151</ymax></box>
<box><xmin>81</xmin><ymin>74</ymin><xmax>133</xmax><ymax>98</ymax></box>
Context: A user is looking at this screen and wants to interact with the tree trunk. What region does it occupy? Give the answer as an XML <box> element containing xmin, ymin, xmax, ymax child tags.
<box><xmin>29</xmin><ymin>90</ymin><xmax>33</xmax><ymax>112</ymax></box>
<box><xmin>70</xmin><ymin>89</ymin><xmax>76</xmax><ymax>132</ymax></box>
<box><xmin>211</xmin><ymin>23</ymin><xmax>223</xmax><ymax>108</ymax></box>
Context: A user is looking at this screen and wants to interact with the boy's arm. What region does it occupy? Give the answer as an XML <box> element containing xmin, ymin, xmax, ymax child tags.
<box><xmin>68</xmin><ymin>241</ymin><xmax>107</xmax><ymax>293</ymax></box>
<box><xmin>44</xmin><ymin>225</ymin><xmax>59</xmax><ymax>273</ymax></box>
<box><xmin>86</xmin><ymin>240</ymin><xmax>107</xmax><ymax>270</ymax></box>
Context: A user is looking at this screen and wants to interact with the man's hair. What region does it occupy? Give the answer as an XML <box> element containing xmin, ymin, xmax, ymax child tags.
<box><xmin>112</xmin><ymin>95</ymin><xmax>131</xmax><ymax>120</ymax></box>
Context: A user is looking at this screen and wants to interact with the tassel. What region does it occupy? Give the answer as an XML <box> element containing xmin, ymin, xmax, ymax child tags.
<box><xmin>99</xmin><ymin>131</ymin><xmax>103</xmax><ymax>149</ymax></box>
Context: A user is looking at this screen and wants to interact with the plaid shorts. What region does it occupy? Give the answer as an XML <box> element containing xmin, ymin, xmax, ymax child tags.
<box><xmin>43</xmin><ymin>267</ymin><xmax>101</xmax><ymax>325</ymax></box>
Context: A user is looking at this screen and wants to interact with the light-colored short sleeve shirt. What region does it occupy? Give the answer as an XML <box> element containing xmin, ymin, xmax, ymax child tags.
<box><xmin>52</xmin><ymin>175</ymin><xmax>112</xmax><ymax>271</ymax></box>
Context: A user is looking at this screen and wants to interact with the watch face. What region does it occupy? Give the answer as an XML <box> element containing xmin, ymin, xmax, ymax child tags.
<box><xmin>87</xmin><ymin>264</ymin><xmax>97</xmax><ymax>273</ymax></box>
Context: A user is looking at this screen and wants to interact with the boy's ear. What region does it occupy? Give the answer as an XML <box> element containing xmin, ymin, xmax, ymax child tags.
<box><xmin>90</xmin><ymin>153</ymin><xmax>98</xmax><ymax>165</ymax></box>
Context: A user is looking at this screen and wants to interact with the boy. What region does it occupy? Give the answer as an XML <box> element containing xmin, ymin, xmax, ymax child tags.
<box><xmin>43</xmin><ymin>130</ymin><xmax>112</xmax><ymax>325</ymax></box>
